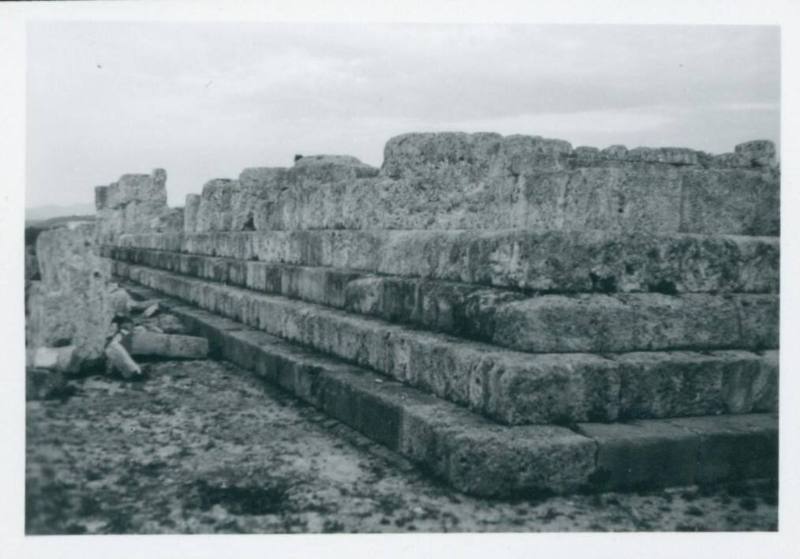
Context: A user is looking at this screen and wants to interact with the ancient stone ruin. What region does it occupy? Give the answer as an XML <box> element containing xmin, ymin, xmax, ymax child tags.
<box><xmin>45</xmin><ymin>132</ymin><xmax>781</xmax><ymax>496</ymax></box>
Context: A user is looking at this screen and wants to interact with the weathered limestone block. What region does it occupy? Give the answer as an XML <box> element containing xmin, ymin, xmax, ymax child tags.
<box><xmin>150</xmin><ymin>207</ymin><xmax>184</xmax><ymax>234</ymax></box>
<box><xmin>491</xmin><ymin>293</ymin><xmax>742</xmax><ymax>353</ymax></box>
<box><xmin>752</xmin><ymin>350</ymin><xmax>779</xmax><ymax>411</ymax></box>
<box><xmin>293</xmin><ymin>154</ymin><xmax>379</xmax><ymax>181</ymax></box>
<box><xmin>122</xmin><ymin>331</ymin><xmax>209</xmax><ymax>359</ymax></box>
<box><xmin>718</xmin><ymin>349</ymin><xmax>778</xmax><ymax>413</ymax></box>
<box><xmin>31</xmin><ymin>346</ymin><xmax>79</xmax><ymax>373</ymax></box>
<box><xmin>95</xmin><ymin>169</ymin><xmax>170</xmax><ymax>242</ymax></box>
<box><xmin>679</xmin><ymin>167</ymin><xmax>779</xmax><ymax>236</ymax></box>
<box><xmin>114</xmin><ymin>229</ymin><xmax>779</xmax><ymax>295</ymax></box>
<box><xmin>614</xmin><ymin>351</ymin><xmax>774</xmax><ymax>419</ymax></box>
<box><xmin>104</xmin><ymin>169</ymin><xmax>168</xmax><ymax>208</ymax></box>
<box><xmin>666</xmin><ymin>414</ymin><xmax>777</xmax><ymax>483</ymax></box>
<box><xmin>736</xmin><ymin>294</ymin><xmax>780</xmax><ymax>349</ymax></box>
<box><xmin>556</xmin><ymin>165</ymin><xmax>683</xmax><ymax>232</ymax></box>
<box><xmin>233</xmin><ymin>167</ymin><xmax>288</xmax><ymax>231</ymax></box>
<box><xmin>577</xmin><ymin>421</ymin><xmax>700</xmax><ymax>489</ymax></box>
<box><xmin>102</xmin><ymin>135</ymin><xmax>777</xmax><ymax>236</ymax></box>
<box><xmin>400</xmin><ymin>404</ymin><xmax>597</xmax><ymax>495</ymax></box>
<box><xmin>381</xmin><ymin>132</ymin><xmax>572</xmax><ymax>179</ymax></box>
<box><xmin>195</xmin><ymin>178</ymin><xmax>235</xmax><ymax>232</ymax></box>
<box><xmin>26</xmin><ymin>224</ymin><xmax>115</xmax><ymax>368</ymax></box>
<box><xmin>257</xmin><ymin>134</ymin><xmax>779</xmax><ymax>234</ymax></box>
<box><xmin>625</xmin><ymin>146</ymin><xmax>702</xmax><ymax>166</ymax></box>
<box><xmin>105</xmin><ymin>339</ymin><xmax>142</xmax><ymax>378</ymax></box>
<box><xmin>184</xmin><ymin>194</ymin><xmax>201</xmax><ymax>234</ymax></box>
<box><xmin>735</xmin><ymin>140</ymin><xmax>778</xmax><ymax>168</ymax></box>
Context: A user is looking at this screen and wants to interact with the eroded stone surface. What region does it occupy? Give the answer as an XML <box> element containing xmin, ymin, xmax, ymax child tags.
<box><xmin>26</xmin><ymin>224</ymin><xmax>115</xmax><ymax>368</ymax></box>
<box><xmin>165</xmin><ymin>133</ymin><xmax>780</xmax><ymax>235</ymax></box>
<box><xmin>95</xmin><ymin>169</ymin><xmax>171</xmax><ymax>243</ymax></box>
<box><xmin>112</xmin><ymin>230</ymin><xmax>780</xmax><ymax>294</ymax></box>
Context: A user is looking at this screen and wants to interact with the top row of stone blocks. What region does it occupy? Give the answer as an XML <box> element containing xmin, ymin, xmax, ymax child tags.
<box><xmin>93</xmin><ymin>132</ymin><xmax>780</xmax><ymax>240</ymax></box>
<box><xmin>380</xmin><ymin>132</ymin><xmax>777</xmax><ymax>179</ymax></box>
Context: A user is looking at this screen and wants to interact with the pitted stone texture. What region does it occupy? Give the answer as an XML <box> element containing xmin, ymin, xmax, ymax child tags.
<box><xmin>122</xmin><ymin>331</ymin><xmax>208</xmax><ymax>359</ymax></box>
<box><xmin>293</xmin><ymin>155</ymin><xmax>379</xmax><ymax>180</ymax></box>
<box><xmin>492</xmin><ymin>293</ymin><xmax>751</xmax><ymax>353</ymax></box>
<box><xmin>625</xmin><ymin>146</ymin><xmax>702</xmax><ymax>166</ymax></box>
<box><xmin>165</xmin><ymin>298</ymin><xmax>599</xmax><ymax>496</ymax></box>
<box><xmin>115</xmin><ymin>281</ymin><xmax>781</xmax><ymax>496</ymax></box>
<box><xmin>666</xmin><ymin>414</ymin><xmax>778</xmax><ymax>483</ymax></box>
<box><xmin>615</xmin><ymin>351</ymin><xmax>778</xmax><ymax>419</ymax></box>
<box><xmin>736</xmin><ymin>295</ymin><xmax>780</xmax><ymax>349</ymax></box>
<box><xmin>680</xmin><ymin>167</ymin><xmax>779</xmax><ymax>236</ymax></box>
<box><xmin>101</xmin><ymin>135</ymin><xmax>777</xmax><ymax>235</ymax></box>
<box><xmin>381</xmin><ymin>132</ymin><xmax>572</xmax><ymax>179</ymax></box>
<box><xmin>184</xmin><ymin>194</ymin><xmax>200</xmax><ymax>234</ymax></box>
<box><xmin>97</xmin><ymin>170</ymin><xmax>167</xmax><ymax>210</ymax></box>
<box><xmin>95</xmin><ymin>169</ymin><xmax>170</xmax><ymax>242</ymax></box>
<box><xmin>735</xmin><ymin>140</ymin><xmax>778</xmax><ymax>168</ymax></box>
<box><xmin>26</xmin><ymin>224</ymin><xmax>114</xmax><ymax>368</ymax></box>
<box><xmin>178</xmin><ymin>133</ymin><xmax>779</xmax><ymax>234</ymax></box>
<box><xmin>114</xmin><ymin>264</ymin><xmax>622</xmax><ymax>424</ymax></box>
<box><xmin>109</xmin><ymin>246</ymin><xmax>777</xmax><ymax>353</ymax></box>
<box><xmin>149</xmin><ymin>207</ymin><xmax>184</xmax><ymax>234</ymax></box>
<box><xmin>233</xmin><ymin>168</ymin><xmax>288</xmax><ymax>231</ymax></box>
<box><xmin>113</xmin><ymin>263</ymin><xmax>778</xmax><ymax>423</ymax></box>
<box><xmin>114</xmin><ymin>230</ymin><xmax>780</xmax><ymax>295</ymax></box>
<box><xmin>195</xmin><ymin>179</ymin><xmax>235</xmax><ymax>232</ymax></box>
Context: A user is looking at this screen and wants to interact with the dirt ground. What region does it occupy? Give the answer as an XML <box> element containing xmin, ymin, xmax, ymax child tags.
<box><xmin>26</xmin><ymin>359</ymin><xmax>778</xmax><ymax>534</ymax></box>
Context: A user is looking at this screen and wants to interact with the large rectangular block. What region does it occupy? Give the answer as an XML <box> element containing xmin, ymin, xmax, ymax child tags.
<box><xmin>492</xmin><ymin>293</ymin><xmax>742</xmax><ymax>353</ymax></box>
<box><xmin>680</xmin><ymin>168</ymin><xmax>780</xmax><ymax>236</ymax></box>
<box><xmin>122</xmin><ymin>331</ymin><xmax>209</xmax><ymax>359</ymax></box>
<box><xmin>114</xmin><ymin>264</ymin><xmax>778</xmax><ymax>424</ymax></box>
<box><xmin>666</xmin><ymin>414</ymin><xmax>778</xmax><ymax>483</ymax></box>
<box><xmin>615</xmin><ymin>351</ymin><xmax>774</xmax><ymax>419</ymax></box>
<box><xmin>118</xmin><ymin>280</ymin><xmax>779</xmax><ymax>497</ymax></box>
<box><xmin>111</xmin><ymin>246</ymin><xmax>779</xmax><ymax>354</ymax></box>
<box><xmin>113</xmin><ymin>228</ymin><xmax>779</xmax><ymax>294</ymax></box>
<box><xmin>578</xmin><ymin>421</ymin><xmax>700</xmax><ymax>490</ymax></box>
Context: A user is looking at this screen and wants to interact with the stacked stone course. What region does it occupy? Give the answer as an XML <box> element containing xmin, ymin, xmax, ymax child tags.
<box><xmin>99</xmin><ymin>132</ymin><xmax>779</xmax><ymax>496</ymax></box>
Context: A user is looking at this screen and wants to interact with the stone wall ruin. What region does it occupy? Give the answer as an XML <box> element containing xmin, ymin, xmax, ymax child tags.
<box><xmin>79</xmin><ymin>131</ymin><xmax>780</xmax><ymax>496</ymax></box>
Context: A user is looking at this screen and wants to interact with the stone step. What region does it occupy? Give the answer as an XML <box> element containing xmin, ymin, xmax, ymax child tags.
<box><xmin>112</xmin><ymin>261</ymin><xmax>777</xmax><ymax>425</ymax></box>
<box><xmin>108</xmin><ymin>246</ymin><xmax>778</xmax><ymax>353</ymax></box>
<box><xmin>112</xmin><ymin>229</ymin><xmax>779</xmax><ymax>294</ymax></box>
<box><xmin>118</xmin><ymin>281</ymin><xmax>778</xmax><ymax>497</ymax></box>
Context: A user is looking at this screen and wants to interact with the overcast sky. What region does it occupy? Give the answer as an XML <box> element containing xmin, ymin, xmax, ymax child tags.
<box><xmin>26</xmin><ymin>23</ymin><xmax>779</xmax><ymax>209</ymax></box>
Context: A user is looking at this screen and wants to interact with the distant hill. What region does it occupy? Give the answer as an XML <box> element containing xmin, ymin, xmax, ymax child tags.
<box><xmin>26</xmin><ymin>214</ymin><xmax>96</xmax><ymax>230</ymax></box>
<box><xmin>26</xmin><ymin>203</ymin><xmax>96</xmax><ymax>222</ymax></box>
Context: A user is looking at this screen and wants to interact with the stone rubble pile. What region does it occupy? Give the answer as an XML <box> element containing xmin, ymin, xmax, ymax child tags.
<box><xmin>26</xmin><ymin>191</ymin><xmax>206</xmax><ymax>399</ymax></box>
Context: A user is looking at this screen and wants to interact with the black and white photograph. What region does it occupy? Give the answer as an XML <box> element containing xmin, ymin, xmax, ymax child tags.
<box><xmin>2</xmin><ymin>1</ymin><xmax>799</xmax><ymax>556</ymax></box>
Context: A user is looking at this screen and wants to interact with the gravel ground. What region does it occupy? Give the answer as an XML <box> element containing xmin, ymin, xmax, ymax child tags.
<box><xmin>26</xmin><ymin>359</ymin><xmax>778</xmax><ymax>534</ymax></box>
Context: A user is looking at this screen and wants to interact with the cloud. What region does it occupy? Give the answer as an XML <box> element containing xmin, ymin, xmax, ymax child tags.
<box><xmin>26</xmin><ymin>23</ymin><xmax>780</xmax><ymax>207</ymax></box>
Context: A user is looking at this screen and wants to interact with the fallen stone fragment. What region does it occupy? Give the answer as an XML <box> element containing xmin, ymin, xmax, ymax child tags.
<box><xmin>110</xmin><ymin>287</ymin><xmax>134</xmax><ymax>317</ymax></box>
<box><xmin>154</xmin><ymin>313</ymin><xmax>189</xmax><ymax>334</ymax></box>
<box><xmin>105</xmin><ymin>340</ymin><xmax>142</xmax><ymax>379</ymax></box>
<box><xmin>129</xmin><ymin>299</ymin><xmax>160</xmax><ymax>313</ymax></box>
<box><xmin>142</xmin><ymin>303</ymin><xmax>160</xmax><ymax>318</ymax></box>
<box><xmin>32</xmin><ymin>346</ymin><xmax>79</xmax><ymax>373</ymax></box>
<box><xmin>123</xmin><ymin>331</ymin><xmax>209</xmax><ymax>359</ymax></box>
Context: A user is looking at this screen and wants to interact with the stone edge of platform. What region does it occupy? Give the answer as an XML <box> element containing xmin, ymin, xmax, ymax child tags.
<box><xmin>121</xmin><ymin>280</ymin><xmax>778</xmax><ymax>498</ymax></box>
